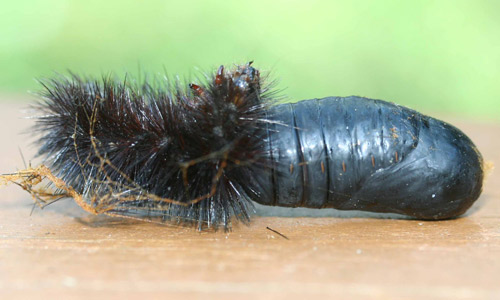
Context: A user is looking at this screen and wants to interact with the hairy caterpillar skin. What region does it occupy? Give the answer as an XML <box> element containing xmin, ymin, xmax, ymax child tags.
<box><xmin>1</xmin><ymin>63</ymin><xmax>484</xmax><ymax>229</ymax></box>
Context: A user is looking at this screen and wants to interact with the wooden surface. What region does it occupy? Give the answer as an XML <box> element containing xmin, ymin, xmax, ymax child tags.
<box><xmin>0</xmin><ymin>101</ymin><xmax>499</xmax><ymax>300</ymax></box>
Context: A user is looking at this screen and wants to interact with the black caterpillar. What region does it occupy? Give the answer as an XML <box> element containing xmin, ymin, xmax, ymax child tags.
<box><xmin>0</xmin><ymin>62</ymin><xmax>484</xmax><ymax>230</ymax></box>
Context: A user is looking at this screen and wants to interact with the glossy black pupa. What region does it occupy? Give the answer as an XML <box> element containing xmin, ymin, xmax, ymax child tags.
<box><xmin>0</xmin><ymin>62</ymin><xmax>484</xmax><ymax>230</ymax></box>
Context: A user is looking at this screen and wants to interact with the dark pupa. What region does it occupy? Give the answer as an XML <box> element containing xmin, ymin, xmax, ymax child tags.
<box><xmin>0</xmin><ymin>62</ymin><xmax>484</xmax><ymax>230</ymax></box>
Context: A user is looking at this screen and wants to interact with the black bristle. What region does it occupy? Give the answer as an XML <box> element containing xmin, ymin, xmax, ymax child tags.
<box><xmin>32</xmin><ymin>63</ymin><xmax>275</xmax><ymax>230</ymax></box>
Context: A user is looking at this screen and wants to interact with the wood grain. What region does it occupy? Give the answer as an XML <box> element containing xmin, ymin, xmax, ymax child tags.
<box><xmin>0</xmin><ymin>101</ymin><xmax>499</xmax><ymax>300</ymax></box>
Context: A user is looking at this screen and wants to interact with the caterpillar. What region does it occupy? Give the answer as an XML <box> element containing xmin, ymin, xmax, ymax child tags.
<box><xmin>0</xmin><ymin>62</ymin><xmax>484</xmax><ymax>230</ymax></box>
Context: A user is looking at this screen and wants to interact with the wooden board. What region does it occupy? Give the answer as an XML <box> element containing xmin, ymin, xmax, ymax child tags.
<box><xmin>0</xmin><ymin>101</ymin><xmax>499</xmax><ymax>300</ymax></box>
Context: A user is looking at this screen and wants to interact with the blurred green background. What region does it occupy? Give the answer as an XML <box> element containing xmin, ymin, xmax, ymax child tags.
<box><xmin>1</xmin><ymin>0</ymin><xmax>499</xmax><ymax>120</ymax></box>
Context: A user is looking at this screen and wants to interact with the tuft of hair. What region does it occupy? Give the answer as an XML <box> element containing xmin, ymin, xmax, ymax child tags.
<box><xmin>24</xmin><ymin>62</ymin><xmax>277</xmax><ymax>230</ymax></box>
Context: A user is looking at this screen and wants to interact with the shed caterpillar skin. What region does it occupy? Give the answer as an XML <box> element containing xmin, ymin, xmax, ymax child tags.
<box><xmin>0</xmin><ymin>63</ymin><xmax>484</xmax><ymax>229</ymax></box>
